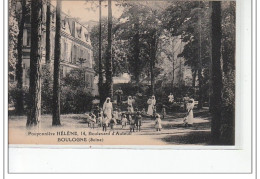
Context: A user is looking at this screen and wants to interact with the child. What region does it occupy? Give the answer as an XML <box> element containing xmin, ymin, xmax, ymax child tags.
<box><xmin>127</xmin><ymin>104</ymin><xmax>134</xmax><ymax>113</ymax></box>
<box><xmin>121</xmin><ymin>114</ymin><xmax>128</xmax><ymax>129</ymax></box>
<box><xmin>99</xmin><ymin>108</ymin><xmax>103</xmax><ymax>118</ymax></box>
<box><xmin>130</xmin><ymin>115</ymin><xmax>135</xmax><ymax>132</ymax></box>
<box><xmin>84</xmin><ymin>113</ymin><xmax>91</xmax><ymax>127</ymax></box>
<box><xmin>113</xmin><ymin>108</ymin><xmax>119</xmax><ymax>124</ymax></box>
<box><xmin>154</xmin><ymin>114</ymin><xmax>162</xmax><ymax>132</ymax></box>
<box><xmin>117</xmin><ymin>109</ymin><xmax>122</xmax><ymax>124</ymax></box>
<box><xmin>90</xmin><ymin>114</ymin><xmax>96</xmax><ymax>129</ymax></box>
<box><xmin>161</xmin><ymin>105</ymin><xmax>166</xmax><ymax>119</ymax></box>
<box><xmin>93</xmin><ymin>105</ymin><xmax>99</xmax><ymax>119</ymax></box>
<box><xmin>102</xmin><ymin>114</ymin><xmax>109</xmax><ymax>132</ymax></box>
<box><xmin>141</xmin><ymin>108</ymin><xmax>146</xmax><ymax>116</ymax></box>
<box><xmin>97</xmin><ymin>113</ymin><xmax>103</xmax><ymax>127</ymax></box>
<box><xmin>110</xmin><ymin>114</ymin><xmax>116</xmax><ymax>130</ymax></box>
<box><xmin>127</xmin><ymin>113</ymin><xmax>132</xmax><ymax>125</ymax></box>
<box><xmin>135</xmin><ymin>111</ymin><xmax>142</xmax><ymax>132</ymax></box>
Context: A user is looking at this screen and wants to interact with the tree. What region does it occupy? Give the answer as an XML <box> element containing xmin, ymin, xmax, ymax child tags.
<box><xmin>148</xmin><ymin>29</ymin><xmax>158</xmax><ymax>95</ymax></box>
<box><xmin>220</xmin><ymin>1</ymin><xmax>236</xmax><ymax>145</ymax></box>
<box><xmin>105</xmin><ymin>0</ymin><xmax>113</xmax><ymax>99</ymax></box>
<box><xmin>52</xmin><ymin>0</ymin><xmax>62</xmax><ymax>126</ymax></box>
<box><xmin>98</xmin><ymin>0</ymin><xmax>105</xmax><ymax>105</ymax></box>
<box><xmin>26</xmin><ymin>0</ymin><xmax>43</xmax><ymax>127</ymax></box>
<box><xmin>45</xmin><ymin>0</ymin><xmax>51</xmax><ymax>64</ymax></box>
<box><xmin>15</xmin><ymin>0</ymin><xmax>27</xmax><ymax>114</ymax></box>
<box><xmin>211</xmin><ymin>1</ymin><xmax>222</xmax><ymax>144</ymax></box>
<box><xmin>118</xmin><ymin>3</ymin><xmax>145</xmax><ymax>84</ymax></box>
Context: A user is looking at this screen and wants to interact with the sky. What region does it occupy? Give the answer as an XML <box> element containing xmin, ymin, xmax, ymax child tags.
<box><xmin>51</xmin><ymin>0</ymin><xmax>124</xmax><ymax>23</ymax></box>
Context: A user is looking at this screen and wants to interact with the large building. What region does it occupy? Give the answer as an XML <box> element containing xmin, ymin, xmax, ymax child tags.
<box><xmin>20</xmin><ymin>2</ymin><xmax>95</xmax><ymax>94</ymax></box>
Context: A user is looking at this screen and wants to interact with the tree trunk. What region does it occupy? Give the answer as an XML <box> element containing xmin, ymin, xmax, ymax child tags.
<box><xmin>26</xmin><ymin>0</ymin><xmax>42</xmax><ymax>127</ymax></box>
<box><xmin>98</xmin><ymin>0</ymin><xmax>105</xmax><ymax>105</ymax></box>
<box><xmin>105</xmin><ymin>0</ymin><xmax>113</xmax><ymax>99</ymax></box>
<box><xmin>220</xmin><ymin>1</ymin><xmax>236</xmax><ymax>145</ymax></box>
<box><xmin>52</xmin><ymin>0</ymin><xmax>61</xmax><ymax>126</ymax></box>
<box><xmin>16</xmin><ymin>0</ymin><xmax>26</xmax><ymax>115</ymax></box>
<box><xmin>192</xmin><ymin>69</ymin><xmax>197</xmax><ymax>92</ymax></box>
<box><xmin>197</xmin><ymin>69</ymin><xmax>203</xmax><ymax>109</ymax></box>
<box><xmin>197</xmin><ymin>1</ymin><xmax>203</xmax><ymax>109</ymax></box>
<box><xmin>208</xmin><ymin>1</ymin><xmax>213</xmax><ymax>113</ymax></box>
<box><xmin>150</xmin><ymin>54</ymin><xmax>155</xmax><ymax>95</ymax></box>
<box><xmin>133</xmin><ymin>19</ymin><xmax>140</xmax><ymax>84</ymax></box>
<box><xmin>45</xmin><ymin>0</ymin><xmax>51</xmax><ymax>64</ymax></box>
<box><xmin>211</xmin><ymin>1</ymin><xmax>222</xmax><ymax>144</ymax></box>
<box><xmin>150</xmin><ymin>31</ymin><xmax>156</xmax><ymax>95</ymax></box>
<box><xmin>170</xmin><ymin>37</ymin><xmax>175</xmax><ymax>88</ymax></box>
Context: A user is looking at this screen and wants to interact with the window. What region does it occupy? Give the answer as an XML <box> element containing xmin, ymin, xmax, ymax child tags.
<box><xmin>64</xmin><ymin>42</ymin><xmax>68</xmax><ymax>61</ymax></box>
<box><xmin>41</xmin><ymin>33</ymin><xmax>46</xmax><ymax>48</ymax></box>
<box><xmin>23</xmin><ymin>29</ymin><xmax>31</xmax><ymax>47</ymax></box>
<box><xmin>70</xmin><ymin>50</ymin><xmax>73</xmax><ymax>63</ymax></box>
<box><xmin>60</xmin><ymin>66</ymin><xmax>63</xmax><ymax>78</ymax></box>
<box><xmin>61</xmin><ymin>38</ymin><xmax>65</xmax><ymax>60</ymax></box>
<box><xmin>23</xmin><ymin>29</ymin><xmax>27</xmax><ymax>46</ymax></box>
<box><xmin>84</xmin><ymin>33</ymin><xmax>89</xmax><ymax>42</ymax></box>
<box><xmin>26</xmin><ymin>67</ymin><xmax>30</xmax><ymax>78</ymax></box>
<box><xmin>76</xmin><ymin>26</ymin><xmax>82</xmax><ymax>38</ymax></box>
<box><xmin>62</xmin><ymin>18</ymin><xmax>66</xmax><ymax>29</ymax></box>
<box><xmin>86</xmin><ymin>74</ymin><xmax>89</xmax><ymax>87</ymax></box>
<box><xmin>73</xmin><ymin>45</ymin><xmax>77</xmax><ymax>64</ymax></box>
<box><xmin>27</xmin><ymin>32</ymin><xmax>31</xmax><ymax>47</ymax></box>
<box><xmin>80</xmin><ymin>49</ymin><xmax>83</xmax><ymax>59</ymax></box>
<box><xmin>90</xmin><ymin>75</ymin><xmax>93</xmax><ymax>87</ymax></box>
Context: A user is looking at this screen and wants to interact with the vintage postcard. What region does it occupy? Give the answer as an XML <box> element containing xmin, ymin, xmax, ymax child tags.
<box><xmin>8</xmin><ymin>0</ymin><xmax>236</xmax><ymax>146</ymax></box>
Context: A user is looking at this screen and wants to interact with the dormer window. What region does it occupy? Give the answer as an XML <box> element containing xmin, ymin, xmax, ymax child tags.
<box><xmin>76</xmin><ymin>26</ymin><xmax>82</xmax><ymax>38</ymax></box>
<box><xmin>62</xmin><ymin>19</ymin><xmax>66</xmax><ymax>29</ymax></box>
<box><xmin>84</xmin><ymin>33</ymin><xmax>89</xmax><ymax>42</ymax></box>
<box><xmin>61</xmin><ymin>15</ymin><xmax>67</xmax><ymax>29</ymax></box>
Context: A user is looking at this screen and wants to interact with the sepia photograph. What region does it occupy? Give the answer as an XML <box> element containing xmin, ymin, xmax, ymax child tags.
<box><xmin>8</xmin><ymin>0</ymin><xmax>236</xmax><ymax>146</ymax></box>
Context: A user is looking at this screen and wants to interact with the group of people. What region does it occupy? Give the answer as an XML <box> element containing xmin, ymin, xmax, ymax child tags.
<box><xmin>84</xmin><ymin>92</ymin><xmax>195</xmax><ymax>132</ymax></box>
<box><xmin>166</xmin><ymin>93</ymin><xmax>195</xmax><ymax>126</ymax></box>
<box><xmin>84</xmin><ymin>97</ymin><xmax>163</xmax><ymax>132</ymax></box>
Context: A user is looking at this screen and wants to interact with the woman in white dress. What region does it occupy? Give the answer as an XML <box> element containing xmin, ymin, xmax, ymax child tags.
<box><xmin>103</xmin><ymin>97</ymin><xmax>113</xmax><ymax>120</ymax></box>
<box><xmin>168</xmin><ymin>93</ymin><xmax>174</xmax><ymax>103</ymax></box>
<box><xmin>127</xmin><ymin>96</ymin><xmax>134</xmax><ymax>113</ymax></box>
<box><xmin>147</xmin><ymin>95</ymin><xmax>156</xmax><ymax>116</ymax></box>
<box><xmin>186</xmin><ymin>99</ymin><xmax>195</xmax><ymax>125</ymax></box>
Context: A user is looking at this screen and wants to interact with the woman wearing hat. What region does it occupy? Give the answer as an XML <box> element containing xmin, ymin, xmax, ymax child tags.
<box><xmin>147</xmin><ymin>95</ymin><xmax>156</xmax><ymax>116</ymax></box>
<box><xmin>127</xmin><ymin>96</ymin><xmax>134</xmax><ymax>113</ymax></box>
<box><xmin>185</xmin><ymin>99</ymin><xmax>195</xmax><ymax>126</ymax></box>
<box><xmin>103</xmin><ymin>97</ymin><xmax>113</xmax><ymax>120</ymax></box>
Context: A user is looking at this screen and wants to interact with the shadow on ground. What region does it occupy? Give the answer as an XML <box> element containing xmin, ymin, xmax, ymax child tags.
<box><xmin>162</xmin><ymin>131</ymin><xmax>211</xmax><ymax>145</ymax></box>
<box><xmin>162</xmin><ymin>118</ymin><xmax>211</xmax><ymax>130</ymax></box>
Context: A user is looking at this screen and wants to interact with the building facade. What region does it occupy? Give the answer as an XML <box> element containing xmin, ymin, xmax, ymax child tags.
<box><xmin>21</xmin><ymin>2</ymin><xmax>95</xmax><ymax>94</ymax></box>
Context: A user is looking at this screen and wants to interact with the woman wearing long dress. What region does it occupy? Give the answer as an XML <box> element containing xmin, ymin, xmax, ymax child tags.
<box><xmin>186</xmin><ymin>99</ymin><xmax>195</xmax><ymax>125</ymax></box>
<box><xmin>127</xmin><ymin>96</ymin><xmax>134</xmax><ymax>113</ymax></box>
<box><xmin>168</xmin><ymin>93</ymin><xmax>174</xmax><ymax>103</ymax></box>
<box><xmin>147</xmin><ymin>95</ymin><xmax>156</xmax><ymax>116</ymax></box>
<box><xmin>103</xmin><ymin>97</ymin><xmax>113</xmax><ymax>120</ymax></box>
